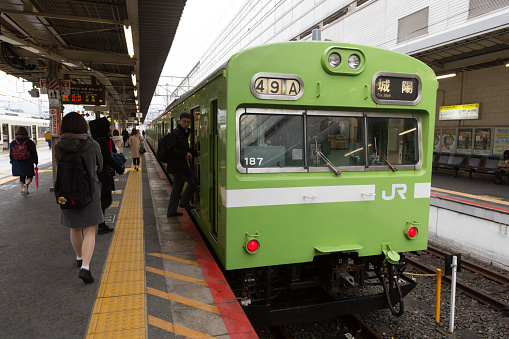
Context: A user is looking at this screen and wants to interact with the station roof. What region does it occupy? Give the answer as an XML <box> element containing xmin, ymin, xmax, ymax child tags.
<box><xmin>0</xmin><ymin>0</ymin><xmax>187</xmax><ymax>124</ymax></box>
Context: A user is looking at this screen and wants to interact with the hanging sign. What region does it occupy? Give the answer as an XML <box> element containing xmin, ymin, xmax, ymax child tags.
<box><xmin>50</xmin><ymin>108</ymin><xmax>60</xmax><ymax>135</ymax></box>
<box><xmin>39</xmin><ymin>79</ymin><xmax>47</xmax><ymax>94</ymax></box>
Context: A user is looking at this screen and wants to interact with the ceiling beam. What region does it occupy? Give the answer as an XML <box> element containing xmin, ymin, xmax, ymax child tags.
<box><xmin>0</xmin><ymin>7</ymin><xmax>125</xmax><ymax>25</ymax></box>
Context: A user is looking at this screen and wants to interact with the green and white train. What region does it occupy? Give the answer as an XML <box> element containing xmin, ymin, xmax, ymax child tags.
<box><xmin>146</xmin><ymin>41</ymin><xmax>437</xmax><ymax>324</ymax></box>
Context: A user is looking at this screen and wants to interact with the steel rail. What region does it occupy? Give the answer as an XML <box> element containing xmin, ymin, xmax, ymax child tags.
<box><xmin>406</xmin><ymin>257</ymin><xmax>509</xmax><ymax>315</ymax></box>
<box><xmin>342</xmin><ymin>314</ymin><xmax>382</xmax><ymax>339</ymax></box>
<box><xmin>426</xmin><ymin>245</ymin><xmax>509</xmax><ymax>286</ymax></box>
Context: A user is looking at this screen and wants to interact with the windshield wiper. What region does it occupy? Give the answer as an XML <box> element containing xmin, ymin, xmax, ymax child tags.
<box><xmin>374</xmin><ymin>137</ymin><xmax>397</xmax><ymax>172</ymax></box>
<box><xmin>314</xmin><ymin>139</ymin><xmax>341</xmax><ymax>175</ymax></box>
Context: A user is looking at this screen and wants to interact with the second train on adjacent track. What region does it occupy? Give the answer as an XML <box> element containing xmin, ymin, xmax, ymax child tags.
<box><xmin>146</xmin><ymin>41</ymin><xmax>438</xmax><ymax>325</ymax></box>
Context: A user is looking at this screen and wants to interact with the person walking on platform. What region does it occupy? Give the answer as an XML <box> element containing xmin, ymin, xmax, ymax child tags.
<box><xmin>44</xmin><ymin>130</ymin><xmax>51</xmax><ymax>149</ymax></box>
<box><xmin>89</xmin><ymin>118</ymin><xmax>125</xmax><ymax>234</ymax></box>
<box><xmin>128</xmin><ymin>128</ymin><xmax>143</xmax><ymax>171</ymax></box>
<box><xmin>122</xmin><ymin>129</ymin><xmax>129</xmax><ymax>148</ymax></box>
<box><xmin>495</xmin><ymin>150</ymin><xmax>509</xmax><ymax>185</ymax></box>
<box><xmin>111</xmin><ymin>129</ymin><xmax>124</xmax><ymax>154</ymax></box>
<box><xmin>166</xmin><ymin>112</ymin><xmax>199</xmax><ymax>217</ymax></box>
<box><xmin>55</xmin><ymin>112</ymin><xmax>103</xmax><ymax>284</ymax></box>
<box><xmin>10</xmin><ymin>126</ymin><xmax>38</xmax><ymax>195</ymax></box>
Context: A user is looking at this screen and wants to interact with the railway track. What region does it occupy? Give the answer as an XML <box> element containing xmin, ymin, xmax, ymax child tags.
<box><xmin>426</xmin><ymin>245</ymin><xmax>509</xmax><ymax>286</ymax></box>
<box><xmin>268</xmin><ymin>314</ymin><xmax>382</xmax><ymax>339</ymax></box>
<box><xmin>406</xmin><ymin>249</ymin><xmax>509</xmax><ymax>316</ymax></box>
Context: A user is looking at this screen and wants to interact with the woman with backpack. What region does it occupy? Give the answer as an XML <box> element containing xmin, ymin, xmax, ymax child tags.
<box><xmin>54</xmin><ymin>112</ymin><xmax>103</xmax><ymax>284</ymax></box>
<box><xmin>9</xmin><ymin>126</ymin><xmax>38</xmax><ymax>195</ymax></box>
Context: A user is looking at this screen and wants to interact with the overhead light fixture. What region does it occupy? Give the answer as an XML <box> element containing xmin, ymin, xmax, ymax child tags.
<box><xmin>436</xmin><ymin>73</ymin><xmax>456</xmax><ymax>80</ymax></box>
<box><xmin>135</xmin><ymin>99</ymin><xmax>138</xmax><ymax>105</ymax></box>
<box><xmin>131</xmin><ymin>72</ymin><xmax>136</xmax><ymax>86</ymax></box>
<box><xmin>506</xmin><ymin>63</ymin><xmax>509</xmax><ymax>67</ymax></box>
<box><xmin>134</xmin><ymin>89</ymin><xmax>137</xmax><ymax>98</ymax></box>
<box><xmin>123</xmin><ymin>25</ymin><xmax>134</xmax><ymax>58</ymax></box>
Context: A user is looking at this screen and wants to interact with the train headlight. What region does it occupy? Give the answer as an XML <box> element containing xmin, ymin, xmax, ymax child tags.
<box><xmin>348</xmin><ymin>54</ymin><xmax>361</xmax><ymax>69</ymax></box>
<box><xmin>321</xmin><ymin>47</ymin><xmax>365</xmax><ymax>75</ymax></box>
<box><xmin>244</xmin><ymin>232</ymin><xmax>260</xmax><ymax>254</ymax></box>
<box><xmin>328</xmin><ymin>53</ymin><xmax>341</xmax><ymax>68</ymax></box>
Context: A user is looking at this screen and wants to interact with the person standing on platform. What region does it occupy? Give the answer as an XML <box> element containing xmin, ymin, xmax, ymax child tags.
<box><xmin>142</xmin><ymin>130</ymin><xmax>145</xmax><ymax>138</ymax></box>
<box><xmin>89</xmin><ymin>118</ymin><xmax>125</xmax><ymax>234</ymax></box>
<box><xmin>54</xmin><ymin>112</ymin><xmax>103</xmax><ymax>283</ymax></box>
<box><xmin>166</xmin><ymin>112</ymin><xmax>199</xmax><ymax>217</ymax></box>
<box><xmin>10</xmin><ymin>126</ymin><xmax>38</xmax><ymax>195</ymax></box>
<box><xmin>44</xmin><ymin>130</ymin><xmax>52</xmax><ymax>149</ymax></box>
<box><xmin>129</xmin><ymin>128</ymin><xmax>143</xmax><ymax>171</ymax></box>
<box><xmin>122</xmin><ymin>129</ymin><xmax>129</xmax><ymax>148</ymax></box>
<box><xmin>495</xmin><ymin>150</ymin><xmax>509</xmax><ymax>185</ymax></box>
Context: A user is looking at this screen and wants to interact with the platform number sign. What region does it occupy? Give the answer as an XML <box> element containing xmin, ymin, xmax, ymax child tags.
<box><xmin>251</xmin><ymin>72</ymin><xmax>304</xmax><ymax>101</ymax></box>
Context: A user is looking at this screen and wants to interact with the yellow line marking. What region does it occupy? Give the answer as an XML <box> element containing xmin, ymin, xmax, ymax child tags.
<box><xmin>431</xmin><ymin>187</ymin><xmax>509</xmax><ymax>206</ymax></box>
<box><xmin>147</xmin><ymin>287</ymin><xmax>219</xmax><ymax>314</ymax></box>
<box><xmin>145</xmin><ymin>266</ymin><xmax>208</xmax><ymax>287</ymax></box>
<box><xmin>147</xmin><ymin>253</ymin><xmax>200</xmax><ymax>266</ymax></box>
<box><xmin>148</xmin><ymin>315</ymin><xmax>219</xmax><ymax>339</ymax></box>
<box><xmin>0</xmin><ymin>170</ymin><xmax>52</xmax><ymax>185</ymax></box>
<box><xmin>87</xmin><ymin>158</ymin><xmax>146</xmax><ymax>338</ymax></box>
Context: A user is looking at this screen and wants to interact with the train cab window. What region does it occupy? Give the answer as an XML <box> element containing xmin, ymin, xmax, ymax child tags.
<box><xmin>239</xmin><ymin>114</ymin><xmax>304</xmax><ymax>168</ymax></box>
<box><xmin>307</xmin><ymin>116</ymin><xmax>365</xmax><ymax>168</ymax></box>
<box><xmin>367</xmin><ymin>116</ymin><xmax>419</xmax><ymax>167</ymax></box>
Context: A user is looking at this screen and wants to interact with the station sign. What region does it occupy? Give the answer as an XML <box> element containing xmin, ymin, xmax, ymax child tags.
<box><xmin>50</xmin><ymin>108</ymin><xmax>60</xmax><ymax>135</ymax></box>
<box><xmin>251</xmin><ymin>72</ymin><xmax>304</xmax><ymax>101</ymax></box>
<box><xmin>61</xmin><ymin>84</ymin><xmax>105</xmax><ymax>105</ymax></box>
<box><xmin>371</xmin><ymin>72</ymin><xmax>422</xmax><ymax>106</ymax></box>
<box><xmin>439</xmin><ymin>104</ymin><xmax>479</xmax><ymax>120</ymax></box>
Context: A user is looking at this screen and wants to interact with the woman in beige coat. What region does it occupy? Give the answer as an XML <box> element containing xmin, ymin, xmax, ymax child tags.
<box><xmin>128</xmin><ymin>128</ymin><xmax>143</xmax><ymax>171</ymax></box>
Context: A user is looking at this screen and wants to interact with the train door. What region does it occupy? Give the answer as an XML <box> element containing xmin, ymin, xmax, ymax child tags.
<box><xmin>191</xmin><ymin>108</ymin><xmax>201</xmax><ymax>214</ymax></box>
<box><xmin>211</xmin><ymin>100</ymin><xmax>219</xmax><ymax>237</ymax></box>
<box><xmin>2</xmin><ymin>124</ymin><xmax>8</xmax><ymax>150</ymax></box>
<box><xmin>32</xmin><ymin>125</ymin><xmax>37</xmax><ymax>144</ymax></box>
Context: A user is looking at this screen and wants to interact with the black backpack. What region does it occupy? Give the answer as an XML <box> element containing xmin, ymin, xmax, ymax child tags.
<box><xmin>157</xmin><ymin>133</ymin><xmax>171</xmax><ymax>162</ymax></box>
<box><xmin>54</xmin><ymin>140</ymin><xmax>93</xmax><ymax>209</ymax></box>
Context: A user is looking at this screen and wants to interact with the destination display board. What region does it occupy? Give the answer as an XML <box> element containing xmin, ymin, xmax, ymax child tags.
<box><xmin>250</xmin><ymin>72</ymin><xmax>304</xmax><ymax>101</ymax></box>
<box><xmin>439</xmin><ymin>104</ymin><xmax>479</xmax><ymax>120</ymax></box>
<box><xmin>61</xmin><ymin>84</ymin><xmax>105</xmax><ymax>105</ymax></box>
<box><xmin>371</xmin><ymin>72</ymin><xmax>421</xmax><ymax>105</ymax></box>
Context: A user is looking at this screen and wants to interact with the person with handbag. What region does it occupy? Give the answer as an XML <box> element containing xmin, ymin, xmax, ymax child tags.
<box><xmin>128</xmin><ymin>128</ymin><xmax>145</xmax><ymax>171</ymax></box>
<box><xmin>89</xmin><ymin>118</ymin><xmax>125</xmax><ymax>234</ymax></box>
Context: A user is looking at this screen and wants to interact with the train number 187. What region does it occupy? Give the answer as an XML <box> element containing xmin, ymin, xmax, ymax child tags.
<box><xmin>245</xmin><ymin>157</ymin><xmax>263</xmax><ymax>166</ymax></box>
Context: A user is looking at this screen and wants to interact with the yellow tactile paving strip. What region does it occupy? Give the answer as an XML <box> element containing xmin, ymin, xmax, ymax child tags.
<box><xmin>431</xmin><ymin>187</ymin><xmax>509</xmax><ymax>206</ymax></box>
<box><xmin>87</xmin><ymin>166</ymin><xmax>146</xmax><ymax>338</ymax></box>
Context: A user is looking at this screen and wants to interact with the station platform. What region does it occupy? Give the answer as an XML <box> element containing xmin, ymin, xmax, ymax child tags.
<box><xmin>0</xmin><ymin>143</ymin><xmax>256</xmax><ymax>338</ymax></box>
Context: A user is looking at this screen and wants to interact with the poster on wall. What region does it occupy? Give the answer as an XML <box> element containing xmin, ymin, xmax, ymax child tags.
<box><xmin>493</xmin><ymin>128</ymin><xmax>509</xmax><ymax>156</ymax></box>
<box><xmin>474</xmin><ymin>128</ymin><xmax>491</xmax><ymax>155</ymax></box>
<box><xmin>457</xmin><ymin>128</ymin><xmax>473</xmax><ymax>153</ymax></box>
<box><xmin>441</xmin><ymin>128</ymin><xmax>457</xmax><ymax>153</ymax></box>
<box><xmin>434</xmin><ymin>129</ymin><xmax>441</xmax><ymax>152</ymax></box>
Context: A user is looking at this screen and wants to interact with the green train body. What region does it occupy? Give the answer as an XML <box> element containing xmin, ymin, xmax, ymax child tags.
<box><xmin>147</xmin><ymin>41</ymin><xmax>437</xmax><ymax>321</ymax></box>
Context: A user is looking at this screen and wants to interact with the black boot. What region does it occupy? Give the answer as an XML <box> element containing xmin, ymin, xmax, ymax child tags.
<box><xmin>98</xmin><ymin>223</ymin><xmax>114</xmax><ymax>234</ymax></box>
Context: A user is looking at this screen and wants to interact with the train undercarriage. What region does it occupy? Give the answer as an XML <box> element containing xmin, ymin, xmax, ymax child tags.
<box><xmin>226</xmin><ymin>253</ymin><xmax>417</xmax><ymax>327</ymax></box>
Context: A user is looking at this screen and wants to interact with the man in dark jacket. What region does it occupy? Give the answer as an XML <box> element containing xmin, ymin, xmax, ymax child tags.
<box><xmin>122</xmin><ymin>129</ymin><xmax>129</xmax><ymax>148</ymax></box>
<box><xmin>89</xmin><ymin>117</ymin><xmax>125</xmax><ymax>234</ymax></box>
<box><xmin>10</xmin><ymin>126</ymin><xmax>38</xmax><ymax>195</ymax></box>
<box><xmin>167</xmin><ymin>112</ymin><xmax>199</xmax><ymax>217</ymax></box>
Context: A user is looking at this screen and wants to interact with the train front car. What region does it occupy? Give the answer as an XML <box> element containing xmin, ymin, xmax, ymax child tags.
<box><xmin>222</xmin><ymin>42</ymin><xmax>438</xmax><ymax>325</ymax></box>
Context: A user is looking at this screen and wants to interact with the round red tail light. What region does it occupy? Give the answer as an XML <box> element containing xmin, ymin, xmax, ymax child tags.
<box><xmin>246</xmin><ymin>240</ymin><xmax>259</xmax><ymax>252</ymax></box>
<box><xmin>408</xmin><ymin>227</ymin><xmax>418</xmax><ymax>238</ymax></box>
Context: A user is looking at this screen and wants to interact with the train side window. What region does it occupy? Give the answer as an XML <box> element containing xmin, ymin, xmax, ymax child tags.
<box><xmin>367</xmin><ymin>117</ymin><xmax>418</xmax><ymax>166</ymax></box>
<box><xmin>239</xmin><ymin>114</ymin><xmax>304</xmax><ymax>168</ymax></box>
<box><xmin>306</xmin><ymin>116</ymin><xmax>365</xmax><ymax>167</ymax></box>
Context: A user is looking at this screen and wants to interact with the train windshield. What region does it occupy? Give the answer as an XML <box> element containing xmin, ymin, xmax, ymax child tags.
<box><xmin>238</xmin><ymin>110</ymin><xmax>420</xmax><ymax>172</ymax></box>
<box><xmin>367</xmin><ymin>117</ymin><xmax>419</xmax><ymax>166</ymax></box>
<box><xmin>239</xmin><ymin>114</ymin><xmax>304</xmax><ymax>168</ymax></box>
<box><xmin>307</xmin><ymin>116</ymin><xmax>365</xmax><ymax>168</ymax></box>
